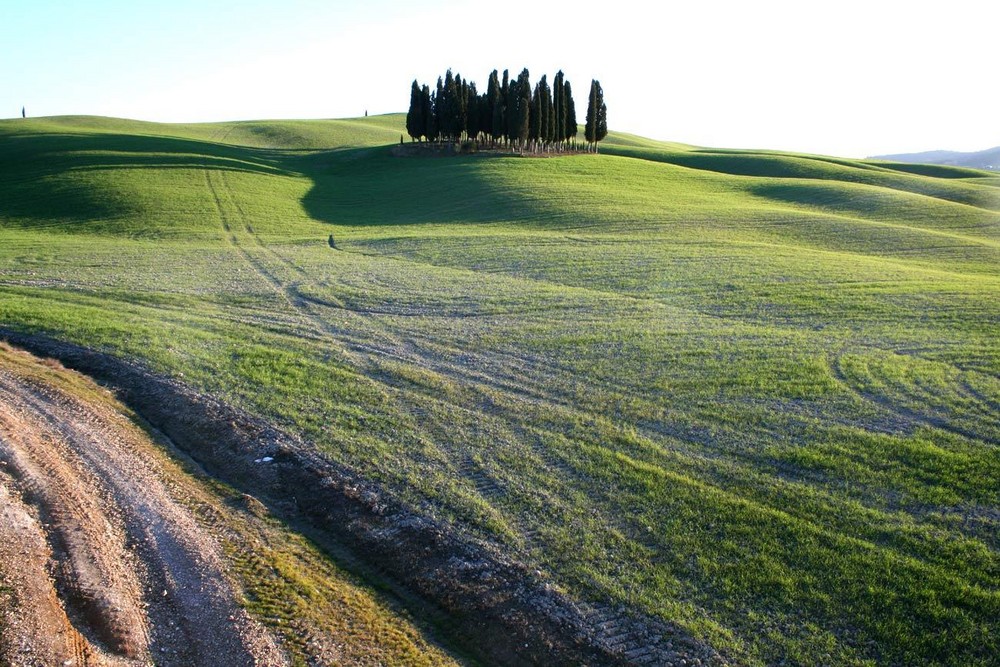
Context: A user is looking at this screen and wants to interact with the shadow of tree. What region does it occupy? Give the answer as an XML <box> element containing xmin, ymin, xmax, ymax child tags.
<box><xmin>299</xmin><ymin>147</ymin><xmax>563</xmax><ymax>229</ymax></box>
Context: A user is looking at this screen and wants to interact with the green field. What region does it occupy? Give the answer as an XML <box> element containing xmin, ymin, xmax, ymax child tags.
<box><xmin>1</xmin><ymin>114</ymin><xmax>998</xmax><ymax>666</ymax></box>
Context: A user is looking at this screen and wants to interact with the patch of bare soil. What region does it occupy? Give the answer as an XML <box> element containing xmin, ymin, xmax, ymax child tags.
<box><xmin>0</xmin><ymin>347</ymin><xmax>286</xmax><ymax>666</ymax></box>
<box><xmin>0</xmin><ymin>329</ymin><xmax>727</xmax><ymax>666</ymax></box>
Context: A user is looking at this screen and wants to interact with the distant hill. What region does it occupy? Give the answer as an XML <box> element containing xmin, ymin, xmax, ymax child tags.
<box><xmin>870</xmin><ymin>146</ymin><xmax>1000</xmax><ymax>171</ymax></box>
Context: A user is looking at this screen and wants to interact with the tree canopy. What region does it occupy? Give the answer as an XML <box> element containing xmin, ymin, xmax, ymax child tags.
<box><xmin>404</xmin><ymin>67</ymin><xmax>605</xmax><ymax>153</ymax></box>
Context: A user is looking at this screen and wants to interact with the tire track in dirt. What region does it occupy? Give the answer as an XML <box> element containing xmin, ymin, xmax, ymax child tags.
<box><xmin>0</xmin><ymin>481</ymin><xmax>92</xmax><ymax>666</ymax></box>
<box><xmin>0</xmin><ymin>358</ymin><xmax>286</xmax><ymax>666</ymax></box>
<box><xmin>2</xmin><ymin>329</ymin><xmax>733</xmax><ymax>666</ymax></box>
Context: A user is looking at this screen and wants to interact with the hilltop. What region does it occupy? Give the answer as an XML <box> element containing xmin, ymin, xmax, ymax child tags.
<box><xmin>1</xmin><ymin>114</ymin><xmax>998</xmax><ymax>666</ymax></box>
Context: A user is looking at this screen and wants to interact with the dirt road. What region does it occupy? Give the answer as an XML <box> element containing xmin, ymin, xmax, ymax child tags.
<box><xmin>0</xmin><ymin>332</ymin><xmax>722</xmax><ymax>667</ymax></box>
<box><xmin>0</xmin><ymin>347</ymin><xmax>286</xmax><ymax>666</ymax></box>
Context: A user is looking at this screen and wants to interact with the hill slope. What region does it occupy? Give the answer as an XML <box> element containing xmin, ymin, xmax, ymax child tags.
<box><xmin>870</xmin><ymin>146</ymin><xmax>1000</xmax><ymax>171</ymax></box>
<box><xmin>1</xmin><ymin>114</ymin><xmax>998</xmax><ymax>666</ymax></box>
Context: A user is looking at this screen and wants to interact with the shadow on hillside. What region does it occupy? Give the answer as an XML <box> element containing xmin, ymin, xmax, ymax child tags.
<box><xmin>299</xmin><ymin>148</ymin><xmax>558</xmax><ymax>228</ymax></box>
<box><xmin>602</xmin><ymin>145</ymin><xmax>879</xmax><ymax>180</ymax></box>
<box><xmin>1</xmin><ymin>132</ymin><xmax>296</xmax><ymax>177</ymax></box>
<box><xmin>604</xmin><ymin>145</ymin><xmax>1000</xmax><ymax>212</ymax></box>
<box><xmin>0</xmin><ymin>132</ymin><xmax>301</xmax><ymax>227</ymax></box>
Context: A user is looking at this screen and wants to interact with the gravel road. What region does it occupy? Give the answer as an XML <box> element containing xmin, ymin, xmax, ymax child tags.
<box><xmin>0</xmin><ymin>355</ymin><xmax>287</xmax><ymax>666</ymax></box>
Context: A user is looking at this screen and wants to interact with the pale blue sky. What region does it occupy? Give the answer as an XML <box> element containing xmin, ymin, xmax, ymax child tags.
<box><xmin>1</xmin><ymin>0</ymin><xmax>995</xmax><ymax>157</ymax></box>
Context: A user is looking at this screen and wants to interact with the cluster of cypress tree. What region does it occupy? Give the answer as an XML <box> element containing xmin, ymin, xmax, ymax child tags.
<box><xmin>406</xmin><ymin>68</ymin><xmax>607</xmax><ymax>153</ymax></box>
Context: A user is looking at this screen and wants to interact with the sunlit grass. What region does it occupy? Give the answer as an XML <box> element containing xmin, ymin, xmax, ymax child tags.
<box><xmin>1</xmin><ymin>114</ymin><xmax>997</xmax><ymax>666</ymax></box>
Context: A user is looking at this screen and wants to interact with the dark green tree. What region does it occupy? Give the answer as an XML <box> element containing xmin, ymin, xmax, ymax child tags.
<box><xmin>479</xmin><ymin>91</ymin><xmax>491</xmax><ymax>143</ymax></box>
<box><xmin>539</xmin><ymin>75</ymin><xmax>554</xmax><ymax>146</ymax></box>
<box><xmin>406</xmin><ymin>79</ymin><xmax>424</xmax><ymax>141</ymax></box>
<box><xmin>500</xmin><ymin>69</ymin><xmax>510</xmax><ymax>147</ymax></box>
<box><xmin>420</xmin><ymin>84</ymin><xmax>434</xmax><ymax>141</ymax></box>
<box><xmin>456</xmin><ymin>74</ymin><xmax>469</xmax><ymax>140</ymax></box>
<box><xmin>405</xmin><ymin>68</ymin><xmax>594</xmax><ymax>152</ymax></box>
<box><xmin>553</xmin><ymin>71</ymin><xmax>565</xmax><ymax>148</ymax></box>
<box><xmin>466</xmin><ymin>81</ymin><xmax>480</xmax><ymax>141</ymax></box>
<box><xmin>529</xmin><ymin>83</ymin><xmax>541</xmax><ymax>146</ymax></box>
<box><xmin>492</xmin><ymin>94</ymin><xmax>505</xmax><ymax>145</ymax></box>
<box><xmin>441</xmin><ymin>69</ymin><xmax>460</xmax><ymax>141</ymax></box>
<box><xmin>486</xmin><ymin>70</ymin><xmax>501</xmax><ymax>146</ymax></box>
<box><xmin>564</xmin><ymin>79</ymin><xmax>578</xmax><ymax>145</ymax></box>
<box><xmin>434</xmin><ymin>76</ymin><xmax>444</xmax><ymax>142</ymax></box>
<box><xmin>427</xmin><ymin>87</ymin><xmax>439</xmax><ymax>142</ymax></box>
<box><xmin>585</xmin><ymin>79</ymin><xmax>607</xmax><ymax>151</ymax></box>
<box><xmin>505</xmin><ymin>72</ymin><xmax>517</xmax><ymax>145</ymax></box>
<box><xmin>515</xmin><ymin>69</ymin><xmax>531</xmax><ymax>151</ymax></box>
<box><xmin>596</xmin><ymin>86</ymin><xmax>608</xmax><ymax>145</ymax></box>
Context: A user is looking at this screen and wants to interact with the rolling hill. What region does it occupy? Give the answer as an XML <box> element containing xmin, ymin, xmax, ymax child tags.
<box><xmin>1</xmin><ymin>114</ymin><xmax>998</xmax><ymax>666</ymax></box>
<box><xmin>870</xmin><ymin>146</ymin><xmax>1000</xmax><ymax>172</ymax></box>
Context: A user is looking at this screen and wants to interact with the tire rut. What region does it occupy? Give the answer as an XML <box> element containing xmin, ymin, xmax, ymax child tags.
<box><xmin>0</xmin><ymin>365</ymin><xmax>286</xmax><ymax>666</ymax></box>
<box><xmin>829</xmin><ymin>352</ymin><xmax>995</xmax><ymax>444</ymax></box>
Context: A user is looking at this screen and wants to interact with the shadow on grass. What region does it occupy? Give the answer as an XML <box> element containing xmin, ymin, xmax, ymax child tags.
<box><xmin>298</xmin><ymin>147</ymin><xmax>556</xmax><ymax>228</ymax></box>
<box><xmin>1</xmin><ymin>132</ymin><xmax>295</xmax><ymax>176</ymax></box>
<box><xmin>0</xmin><ymin>132</ymin><xmax>302</xmax><ymax>228</ymax></box>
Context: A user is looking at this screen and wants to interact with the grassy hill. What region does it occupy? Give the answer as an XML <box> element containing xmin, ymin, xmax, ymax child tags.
<box><xmin>1</xmin><ymin>114</ymin><xmax>998</xmax><ymax>666</ymax></box>
<box><xmin>870</xmin><ymin>146</ymin><xmax>1000</xmax><ymax>172</ymax></box>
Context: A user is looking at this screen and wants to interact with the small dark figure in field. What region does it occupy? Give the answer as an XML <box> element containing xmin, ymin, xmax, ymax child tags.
<box><xmin>328</xmin><ymin>234</ymin><xmax>336</xmax><ymax>249</ymax></box>
<box><xmin>22</xmin><ymin>106</ymin><xmax>26</xmax><ymax>118</ymax></box>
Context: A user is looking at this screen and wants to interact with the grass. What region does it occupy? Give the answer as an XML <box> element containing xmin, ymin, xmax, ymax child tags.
<box><xmin>0</xmin><ymin>342</ymin><xmax>459</xmax><ymax>665</ymax></box>
<box><xmin>1</xmin><ymin>113</ymin><xmax>998</xmax><ymax>666</ymax></box>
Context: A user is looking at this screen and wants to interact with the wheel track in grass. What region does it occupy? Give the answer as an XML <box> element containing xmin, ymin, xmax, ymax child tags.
<box><xmin>2</xmin><ymin>329</ymin><xmax>736</xmax><ymax>665</ymax></box>
<box><xmin>199</xmin><ymin>164</ymin><xmax>732</xmax><ymax>665</ymax></box>
<box><xmin>204</xmin><ymin>167</ymin><xmax>418</xmax><ymax>364</ymax></box>
<box><xmin>204</xmin><ymin>163</ymin><xmax>584</xmax><ymax>401</ymax></box>
<box><xmin>829</xmin><ymin>351</ymin><xmax>997</xmax><ymax>444</ymax></box>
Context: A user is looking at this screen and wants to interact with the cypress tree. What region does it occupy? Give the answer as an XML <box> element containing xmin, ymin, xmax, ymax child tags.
<box><xmin>505</xmin><ymin>73</ymin><xmax>518</xmax><ymax>146</ymax></box>
<box><xmin>421</xmin><ymin>84</ymin><xmax>434</xmax><ymax>141</ymax></box>
<box><xmin>536</xmin><ymin>75</ymin><xmax>548</xmax><ymax>148</ymax></box>
<box><xmin>442</xmin><ymin>70</ymin><xmax>459</xmax><ymax>141</ymax></box>
<box><xmin>404</xmin><ymin>68</ymin><xmax>593</xmax><ymax>152</ymax></box>
<box><xmin>427</xmin><ymin>88</ymin><xmax>439</xmax><ymax>142</ymax></box>
<box><xmin>486</xmin><ymin>70</ymin><xmax>500</xmax><ymax>147</ymax></box>
<box><xmin>564</xmin><ymin>80</ymin><xmax>578</xmax><ymax>144</ymax></box>
<box><xmin>501</xmin><ymin>69</ymin><xmax>510</xmax><ymax>147</ymax></box>
<box><xmin>479</xmin><ymin>91</ymin><xmax>491</xmax><ymax>143</ymax></box>
<box><xmin>516</xmin><ymin>69</ymin><xmax>531</xmax><ymax>151</ymax></box>
<box><xmin>434</xmin><ymin>76</ymin><xmax>444</xmax><ymax>143</ymax></box>
<box><xmin>457</xmin><ymin>74</ymin><xmax>469</xmax><ymax>140</ymax></box>
<box><xmin>492</xmin><ymin>93</ymin><xmax>505</xmax><ymax>146</ymax></box>
<box><xmin>406</xmin><ymin>79</ymin><xmax>423</xmax><ymax>141</ymax></box>
<box><xmin>529</xmin><ymin>83</ymin><xmax>541</xmax><ymax>147</ymax></box>
<box><xmin>596</xmin><ymin>84</ymin><xmax>608</xmax><ymax>146</ymax></box>
<box><xmin>540</xmin><ymin>75</ymin><xmax>554</xmax><ymax>146</ymax></box>
<box><xmin>585</xmin><ymin>79</ymin><xmax>607</xmax><ymax>151</ymax></box>
<box><xmin>585</xmin><ymin>79</ymin><xmax>597</xmax><ymax>146</ymax></box>
<box><xmin>466</xmin><ymin>82</ymin><xmax>480</xmax><ymax>142</ymax></box>
<box><xmin>553</xmin><ymin>71</ymin><xmax>565</xmax><ymax>149</ymax></box>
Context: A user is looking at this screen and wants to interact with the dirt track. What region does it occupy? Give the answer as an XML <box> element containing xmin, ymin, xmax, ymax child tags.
<box><xmin>0</xmin><ymin>330</ymin><xmax>726</xmax><ymax>667</ymax></box>
<box><xmin>0</xmin><ymin>349</ymin><xmax>286</xmax><ymax>666</ymax></box>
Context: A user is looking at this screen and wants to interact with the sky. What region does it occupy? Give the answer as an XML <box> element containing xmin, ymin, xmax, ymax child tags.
<box><xmin>1</xmin><ymin>0</ymin><xmax>995</xmax><ymax>157</ymax></box>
